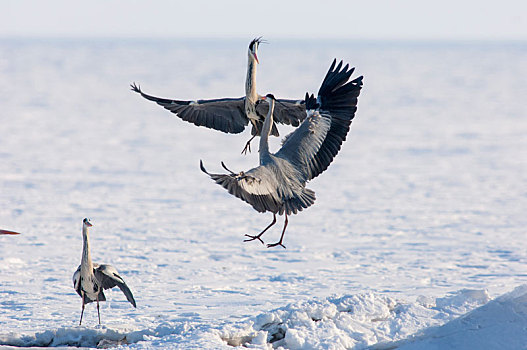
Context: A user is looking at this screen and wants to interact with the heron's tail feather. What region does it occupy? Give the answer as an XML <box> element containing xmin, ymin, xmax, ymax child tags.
<box><xmin>280</xmin><ymin>188</ymin><xmax>316</xmax><ymax>216</ymax></box>
<box><xmin>82</xmin><ymin>290</ymin><xmax>106</xmax><ymax>304</ymax></box>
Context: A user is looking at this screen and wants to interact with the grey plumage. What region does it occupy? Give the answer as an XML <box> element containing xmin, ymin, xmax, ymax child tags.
<box><xmin>201</xmin><ymin>59</ymin><xmax>363</xmax><ymax>248</ymax></box>
<box><xmin>131</xmin><ymin>37</ymin><xmax>306</xmax><ymax>153</ymax></box>
<box><xmin>73</xmin><ymin>264</ymin><xmax>136</xmax><ymax>306</ymax></box>
<box><xmin>72</xmin><ymin>218</ymin><xmax>136</xmax><ymax>325</ymax></box>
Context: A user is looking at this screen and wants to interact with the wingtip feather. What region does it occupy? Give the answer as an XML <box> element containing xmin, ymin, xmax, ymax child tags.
<box><xmin>199</xmin><ymin>160</ymin><xmax>209</xmax><ymax>175</ymax></box>
<box><xmin>130</xmin><ymin>82</ymin><xmax>141</xmax><ymax>93</ymax></box>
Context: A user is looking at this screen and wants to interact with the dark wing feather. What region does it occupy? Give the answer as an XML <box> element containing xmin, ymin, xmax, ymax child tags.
<box><xmin>200</xmin><ymin>160</ymin><xmax>282</xmax><ymax>214</ymax></box>
<box><xmin>72</xmin><ymin>266</ymin><xmax>81</xmax><ymax>297</ymax></box>
<box><xmin>277</xmin><ymin>60</ymin><xmax>363</xmax><ymax>180</ymax></box>
<box><xmin>308</xmin><ymin>65</ymin><xmax>363</xmax><ymax>180</ymax></box>
<box><xmin>131</xmin><ymin>83</ymin><xmax>248</xmax><ymax>134</ymax></box>
<box><xmin>94</xmin><ymin>264</ymin><xmax>136</xmax><ymax>308</ymax></box>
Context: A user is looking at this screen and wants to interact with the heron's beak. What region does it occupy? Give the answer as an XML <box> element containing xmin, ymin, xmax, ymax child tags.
<box><xmin>0</xmin><ymin>229</ymin><xmax>21</xmax><ymax>235</ymax></box>
<box><xmin>86</xmin><ymin>222</ymin><xmax>93</xmax><ymax>227</ymax></box>
<box><xmin>254</xmin><ymin>53</ymin><xmax>259</xmax><ymax>64</ymax></box>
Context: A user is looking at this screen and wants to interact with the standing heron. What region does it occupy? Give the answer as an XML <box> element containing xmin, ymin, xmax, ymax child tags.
<box><xmin>73</xmin><ymin>218</ymin><xmax>136</xmax><ymax>325</ymax></box>
<box><xmin>0</xmin><ymin>229</ymin><xmax>21</xmax><ymax>235</ymax></box>
<box><xmin>131</xmin><ymin>37</ymin><xmax>306</xmax><ymax>154</ymax></box>
<box><xmin>200</xmin><ymin>59</ymin><xmax>363</xmax><ymax>248</ymax></box>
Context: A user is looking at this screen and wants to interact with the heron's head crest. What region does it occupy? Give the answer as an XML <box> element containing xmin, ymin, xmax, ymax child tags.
<box><xmin>249</xmin><ymin>37</ymin><xmax>266</xmax><ymax>64</ymax></box>
<box><xmin>249</xmin><ymin>37</ymin><xmax>265</xmax><ymax>52</ymax></box>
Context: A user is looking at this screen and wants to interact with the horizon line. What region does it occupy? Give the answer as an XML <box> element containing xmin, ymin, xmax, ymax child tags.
<box><xmin>0</xmin><ymin>36</ymin><xmax>526</xmax><ymax>44</ymax></box>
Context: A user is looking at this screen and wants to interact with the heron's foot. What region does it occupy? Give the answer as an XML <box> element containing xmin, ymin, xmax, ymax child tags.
<box><xmin>241</xmin><ymin>141</ymin><xmax>252</xmax><ymax>155</ymax></box>
<box><xmin>244</xmin><ymin>234</ymin><xmax>264</xmax><ymax>245</ymax></box>
<box><xmin>267</xmin><ymin>241</ymin><xmax>286</xmax><ymax>249</ymax></box>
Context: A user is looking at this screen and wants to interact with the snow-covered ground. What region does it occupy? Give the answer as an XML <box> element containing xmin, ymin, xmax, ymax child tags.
<box><xmin>0</xmin><ymin>39</ymin><xmax>526</xmax><ymax>349</ymax></box>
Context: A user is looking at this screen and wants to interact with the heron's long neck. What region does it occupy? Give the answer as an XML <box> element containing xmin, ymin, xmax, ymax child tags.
<box><xmin>245</xmin><ymin>54</ymin><xmax>258</xmax><ymax>101</ymax></box>
<box><xmin>81</xmin><ymin>226</ymin><xmax>93</xmax><ymax>272</ymax></box>
<box><xmin>259</xmin><ymin>100</ymin><xmax>274</xmax><ymax>163</ymax></box>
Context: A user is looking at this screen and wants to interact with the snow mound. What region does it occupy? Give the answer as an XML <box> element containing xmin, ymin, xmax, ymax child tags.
<box><xmin>0</xmin><ymin>322</ymin><xmax>191</xmax><ymax>348</ymax></box>
<box><xmin>220</xmin><ymin>288</ymin><xmax>491</xmax><ymax>349</ymax></box>
<box><xmin>2</xmin><ymin>286</ymin><xmax>527</xmax><ymax>349</ymax></box>
<box><xmin>382</xmin><ymin>285</ymin><xmax>527</xmax><ymax>350</ymax></box>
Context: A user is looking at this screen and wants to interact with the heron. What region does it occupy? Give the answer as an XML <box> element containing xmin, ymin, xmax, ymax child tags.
<box><xmin>131</xmin><ymin>37</ymin><xmax>306</xmax><ymax>154</ymax></box>
<box><xmin>0</xmin><ymin>229</ymin><xmax>21</xmax><ymax>235</ymax></box>
<box><xmin>72</xmin><ymin>218</ymin><xmax>136</xmax><ymax>325</ymax></box>
<box><xmin>200</xmin><ymin>59</ymin><xmax>363</xmax><ymax>248</ymax></box>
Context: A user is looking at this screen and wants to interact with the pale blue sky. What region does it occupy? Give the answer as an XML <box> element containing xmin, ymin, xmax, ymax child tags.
<box><xmin>2</xmin><ymin>0</ymin><xmax>526</xmax><ymax>40</ymax></box>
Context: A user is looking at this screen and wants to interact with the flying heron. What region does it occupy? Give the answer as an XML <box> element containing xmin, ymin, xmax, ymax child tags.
<box><xmin>72</xmin><ymin>218</ymin><xmax>136</xmax><ymax>325</ymax></box>
<box><xmin>201</xmin><ymin>59</ymin><xmax>363</xmax><ymax>248</ymax></box>
<box><xmin>131</xmin><ymin>37</ymin><xmax>306</xmax><ymax>154</ymax></box>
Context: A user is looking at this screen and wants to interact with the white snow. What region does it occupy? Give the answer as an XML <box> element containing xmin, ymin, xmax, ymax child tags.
<box><xmin>0</xmin><ymin>39</ymin><xmax>526</xmax><ymax>349</ymax></box>
<box><xmin>385</xmin><ymin>285</ymin><xmax>527</xmax><ymax>350</ymax></box>
<box><xmin>220</xmin><ymin>287</ymin><xmax>492</xmax><ymax>349</ymax></box>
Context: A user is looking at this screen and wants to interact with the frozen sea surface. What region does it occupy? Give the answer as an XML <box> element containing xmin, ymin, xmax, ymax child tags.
<box><xmin>0</xmin><ymin>39</ymin><xmax>526</xmax><ymax>349</ymax></box>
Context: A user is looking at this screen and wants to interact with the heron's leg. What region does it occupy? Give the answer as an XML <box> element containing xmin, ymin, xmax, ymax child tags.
<box><xmin>241</xmin><ymin>135</ymin><xmax>256</xmax><ymax>155</ymax></box>
<box><xmin>267</xmin><ymin>214</ymin><xmax>288</xmax><ymax>249</ymax></box>
<box><xmin>244</xmin><ymin>213</ymin><xmax>276</xmax><ymax>244</ymax></box>
<box><xmin>96</xmin><ymin>290</ymin><xmax>101</xmax><ymax>325</ymax></box>
<box><xmin>79</xmin><ymin>291</ymin><xmax>85</xmax><ymax>326</ymax></box>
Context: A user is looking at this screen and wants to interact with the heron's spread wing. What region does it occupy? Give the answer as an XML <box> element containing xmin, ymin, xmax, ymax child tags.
<box><xmin>94</xmin><ymin>264</ymin><xmax>136</xmax><ymax>307</ymax></box>
<box><xmin>255</xmin><ymin>98</ymin><xmax>306</xmax><ymax>127</ymax></box>
<box><xmin>277</xmin><ymin>60</ymin><xmax>363</xmax><ymax>180</ymax></box>
<box><xmin>200</xmin><ymin>161</ymin><xmax>281</xmax><ymax>213</ymax></box>
<box><xmin>276</xmin><ymin>111</ymin><xmax>332</xmax><ymax>180</ymax></box>
<box><xmin>131</xmin><ymin>83</ymin><xmax>248</xmax><ymax>134</ymax></box>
